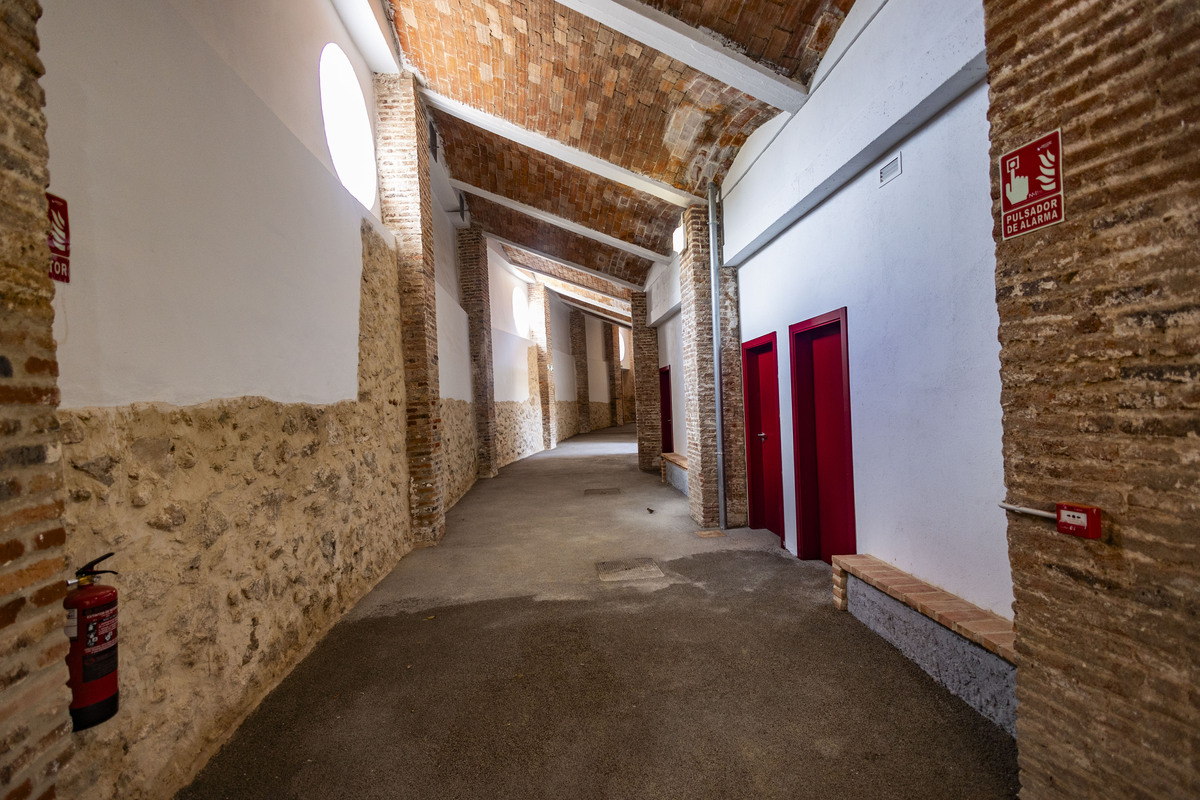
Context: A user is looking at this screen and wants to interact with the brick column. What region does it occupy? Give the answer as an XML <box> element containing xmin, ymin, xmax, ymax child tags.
<box><xmin>0</xmin><ymin>3</ymin><xmax>73</xmax><ymax>797</ymax></box>
<box><xmin>457</xmin><ymin>225</ymin><xmax>497</xmax><ymax>478</ymax></box>
<box><xmin>603</xmin><ymin>323</ymin><xmax>619</xmax><ymax>426</ymax></box>
<box><xmin>719</xmin><ymin>263</ymin><xmax>748</xmax><ymax>527</ymax></box>
<box><xmin>528</xmin><ymin>284</ymin><xmax>556</xmax><ymax>450</ymax></box>
<box><xmin>570</xmin><ymin>310</ymin><xmax>590</xmax><ymax>433</ymax></box>
<box><xmin>631</xmin><ymin>292</ymin><xmax>661</xmax><ymax>472</ymax></box>
<box><xmin>375</xmin><ymin>73</ymin><xmax>444</xmax><ymax>545</ymax></box>
<box><xmin>984</xmin><ymin>1</ymin><xmax>1200</xmax><ymax>797</ymax></box>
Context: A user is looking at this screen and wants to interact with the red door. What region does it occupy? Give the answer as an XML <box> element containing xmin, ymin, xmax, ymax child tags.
<box><xmin>790</xmin><ymin>309</ymin><xmax>856</xmax><ymax>563</ymax></box>
<box><xmin>659</xmin><ymin>366</ymin><xmax>674</xmax><ymax>453</ymax></box>
<box><xmin>742</xmin><ymin>333</ymin><xmax>784</xmax><ymax>540</ymax></box>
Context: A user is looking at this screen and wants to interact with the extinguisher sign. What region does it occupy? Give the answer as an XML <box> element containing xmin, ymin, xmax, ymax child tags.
<box><xmin>1000</xmin><ymin>130</ymin><xmax>1064</xmax><ymax>240</ymax></box>
<box><xmin>47</xmin><ymin>192</ymin><xmax>70</xmax><ymax>283</ymax></box>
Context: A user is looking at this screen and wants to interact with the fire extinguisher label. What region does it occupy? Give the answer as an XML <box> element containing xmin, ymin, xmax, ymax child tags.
<box><xmin>81</xmin><ymin>600</ymin><xmax>118</xmax><ymax>683</ymax></box>
<box><xmin>66</xmin><ymin>607</ymin><xmax>77</xmax><ymax>639</ymax></box>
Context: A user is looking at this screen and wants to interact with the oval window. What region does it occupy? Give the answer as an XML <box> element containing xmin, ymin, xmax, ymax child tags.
<box><xmin>319</xmin><ymin>43</ymin><xmax>377</xmax><ymax>209</ymax></box>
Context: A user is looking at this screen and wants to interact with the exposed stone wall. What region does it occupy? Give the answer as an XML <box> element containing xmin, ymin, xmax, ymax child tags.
<box><xmin>495</xmin><ymin>345</ymin><xmax>543</xmax><ymax>469</ymax></box>
<box><xmin>0</xmin><ymin>2</ymin><xmax>74</xmax><ymax>797</ymax></box>
<box><xmin>589</xmin><ymin>402</ymin><xmax>614</xmax><ymax>430</ymax></box>
<box><xmin>495</xmin><ymin>399</ymin><xmax>542</xmax><ymax>468</ymax></box>
<box><xmin>555</xmin><ymin>400</ymin><xmax>579</xmax><ymax>444</ymax></box>
<box><xmin>456</xmin><ymin>225</ymin><xmax>497</xmax><ymax>478</ymax></box>
<box><xmin>631</xmin><ymin>292</ymin><xmax>661</xmax><ymax>471</ymax></box>
<box><xmin>376</xmin><ymin>73</ymin><xmax>444</xmax><ymax>546</ymax></box>
<box><xmin>569</xmin><ymin>310</ymin><xmax>590</xmax><ymax>433</ymax></box>
<box><xmin>56</xmin><ymin>224</ymin><xmax>412</xmax><ymax>800</ymax></box>
<box><xmin>438</xmin><ymin>398</ymin><xmax>476</xmax><ymax>510</ymax></box>
<box><xmin>983</xmin><ymin>1</ymin><xmax>1200</xmax><ymax>796</ymax></box>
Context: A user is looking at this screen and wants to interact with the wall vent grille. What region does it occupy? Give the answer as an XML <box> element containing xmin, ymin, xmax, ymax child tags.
<box><xmin>879</xmin><ymin>153</ymin><xmax>902</xmax><ymax>187</ymax></box>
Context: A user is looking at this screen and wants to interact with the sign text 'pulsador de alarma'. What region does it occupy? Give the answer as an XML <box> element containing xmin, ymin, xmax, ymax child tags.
<box><xmin>1000</xmin><ymin>130</ymin><xmax>1064</xmax><ymax>240</ymax></box>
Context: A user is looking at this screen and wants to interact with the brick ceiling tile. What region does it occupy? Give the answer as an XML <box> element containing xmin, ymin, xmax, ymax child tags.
<box><xmin>468</xmin><ymin>193</ymin><xmax>654</xmax><ymax>286</ymax></box>
<box><xmin>433</xmin><ymin>109</ymin><xmax>680</xmax><ymax>256</ymax></box>
<box><xmin>502</xmin><ymin>245</ymin><xmax>633</xmax><ymax>301</ymax></box>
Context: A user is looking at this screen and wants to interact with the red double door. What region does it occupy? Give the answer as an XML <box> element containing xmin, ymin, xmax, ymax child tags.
<box><xmin>742</xmin><ymin>309</ymin><xmax>856</xmax><ymax>564</ymax></box>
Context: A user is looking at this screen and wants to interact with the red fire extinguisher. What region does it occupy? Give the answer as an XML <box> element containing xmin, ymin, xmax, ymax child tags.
<box><xmin>64</xmin><ymin>553</ymin><xmax>119</xmax><ymax>731</ymax></box>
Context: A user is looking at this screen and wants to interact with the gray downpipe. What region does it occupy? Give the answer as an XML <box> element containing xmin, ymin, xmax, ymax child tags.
<box><xmin>707</xmin><ymin>181</ymin><xmax>727</xmax><ymax>530</ymax></box>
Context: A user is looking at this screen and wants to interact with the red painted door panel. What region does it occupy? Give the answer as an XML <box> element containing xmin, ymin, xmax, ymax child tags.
<box><xmin>742</xmin><ymin>334</ymin><xmax>784</xmax><ymax>540</ymax></box>
<box><xmin>790</xmin><ymin>309</ymin><xmax>856</xmax><ymax>564</ymax></box>
<box><xmin>659</xmin><ymin>366</ymin><xmax>673</xmax><ymax>453</ymax></box>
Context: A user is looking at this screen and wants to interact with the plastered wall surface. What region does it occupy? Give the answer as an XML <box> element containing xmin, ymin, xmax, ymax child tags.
<box><xmin>585</xmin><ymin>315</ymin><xmax>610</xmax><ymax>403</ymax></box>
<box><xmin>58</xmin><ymin>224</ymin><xmax>412</xmax><ymax>800</ymax></box>
<box><xmin>550</xmin><ymin>294</ymin><xmax>577</xmax><ymax>402</ymax></box>
<box><xmin>434</xmin><ymin>202</ymin><xmax>473</xmax><ymax>404</ymax></box>
<box><xmin>40</xmin><ymin>0</ymin><xmax>370</xmax><ymax>407</ymax></box>
<box><xmin>737</xmin><ymin>83</ymin><xmax>1010</xmax><ymax>617</ymax></box>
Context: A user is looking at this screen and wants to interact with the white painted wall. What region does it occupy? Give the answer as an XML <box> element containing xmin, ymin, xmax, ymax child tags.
<box><xmin>41</xmin><ymin>0</ymin><xmax>384</xmax><ymax>407</ymax></box>
<box><xmin>645</xmin><ymin>253</ymin><xmax>681</xmax><ymax>327</ymax></box>
<box><xmin>585</xmin><ymin>316</ymin><xmax>610</xmax><ymax>402</ymax></box>
<box><xmin>736</xmin><ymin>82</ymin><xmax>1010</xmax><ymax>617</ymax></box>
<box><xmin>433</xmin><ymin>201</ymin><xmax>472</xmax><ymax>401</ymax></box>
<box><xmin>723</xmin><ymin>0</ymin><xmax>987</xmax><ymax>268</ymax></box>
<box><xmin>550</xmin><ymin>294</ymin><xmax>576</xmax><ymax>401</ymax></box>
<box><xmin>657</xmin><ymin>312</ymin><xmax>686</xmax><ymax>454</ymax></box>
<box><xmin>489</xmin><ymin>248</ymin><xmax>533</xmax><ymax>403</ymax></box>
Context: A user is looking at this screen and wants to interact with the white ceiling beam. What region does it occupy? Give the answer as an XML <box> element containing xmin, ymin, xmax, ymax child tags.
<box><xmin>487</xmin><ymin>233</ymin><xmax>645</xmax><ymax>292</ymax></box>
<box><xmin>421</xmin><ymin>90</ymin><xmax>701</xmax><ymax>208</ymax></box>
<box><xmin>456</xmin><ymin>181</ymin><xmax>668</xmax><ymax>264</ymax></box>
<box><xmin>530</xmin><ymin>273</ymin><xmax>632</xmax><ymax>311</ymax></box>
<box><xmin>557</xmin><ymin>297</ymin><xmax>632</xmax><ymax>327</ymax></box>
<box><xmin>555</xmin><ymin>0</ymin><xmax>808</xmax><ymax>113</ymax></box>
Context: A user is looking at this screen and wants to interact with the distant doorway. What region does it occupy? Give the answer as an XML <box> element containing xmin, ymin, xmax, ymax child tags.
<box><xmin>790</xmin><ymin>309</ymin><xmax>856</xmax><ymax>563</ymax></box>
<box><xmin>742</xmin><ymin>333</ymin><xmax>784</xmax><ymax>541</ymax></box>
<box><xmin>659</xmin><ymin>366</ymin><xmax>673</xmax><ymax>453</ymax></box>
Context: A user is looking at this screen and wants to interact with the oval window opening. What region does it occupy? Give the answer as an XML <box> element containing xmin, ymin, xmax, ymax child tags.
<box><xmin>319</xmin><ymin>43</ymin><xmax>377</xmax><ymax>209</ymax></box>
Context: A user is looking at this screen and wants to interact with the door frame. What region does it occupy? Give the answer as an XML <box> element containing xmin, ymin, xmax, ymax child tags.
<box><xmin>789</xmin><ymin>307</ymin><xmax>856</xmax><ymax>560</ymax></box>
<box><xmin>741</xmin><ymin>331</ymin><xmax>784</xmax><ymax>541</ymax></box>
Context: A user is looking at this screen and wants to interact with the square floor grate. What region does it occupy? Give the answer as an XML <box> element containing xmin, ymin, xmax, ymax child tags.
<box><xmin>596</xmin><ymin>558</ymin><xmax>664</xmax><ymax>582</ymax></box>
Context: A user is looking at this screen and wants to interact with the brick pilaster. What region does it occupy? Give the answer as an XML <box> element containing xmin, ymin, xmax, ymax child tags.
<box><xmin>603</xmin><ymin>323</ymin><xmax>619</xmax><ymax>426</ymax></box>
<box><xmin>679</xmin><ymin>206</ymin><xmax>718</xmax><ymax>525</ymax></box>
<box><xmin>983</xmin><ymin>0</ymin><xmax>1200</xmax><ymax>796</ymax></box>
<box><xmin>528</xmin><ymin>284</ymin><xmax>556</xmax><ymax>450</ymax></box>
<box><xmin>0</xmin><ymin>2</ymin><xmax>73</xmax><ymax>797</ymax></box>
<box><xmin>631</xmin><ymin>292</ymin><xmax>661</xmax><ymax>472</ymax></box>
<box><xmin>719</xmin><ymin>263</ymin><xmax>748</xmax><ymax>527</ymax></box>
<box><xmin>375</xmin><ymin>73</ymin><xmax>444</xmax><ymax>545</ymax></box>
<box><xmin>569</xmin><ymin>309</ymin><xmax>590</xmax><ymax>433</ymax></box>
<box><xmin>457</xmin><ymin>225</ymin><xmax>498</xmax><ymax>478</ymax></box>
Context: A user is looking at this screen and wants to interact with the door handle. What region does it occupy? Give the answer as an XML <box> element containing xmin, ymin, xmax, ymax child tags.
<box><xmin>757</xmin><ymin>432</ymin><xmax>767</xmax><ymax>440</ymax></box>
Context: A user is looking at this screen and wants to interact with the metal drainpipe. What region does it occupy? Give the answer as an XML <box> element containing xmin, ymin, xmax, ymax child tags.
<box><xmin>707</xmin><ymin>181</ymin><xmax>727</xmax><ymax>531</ymax></box>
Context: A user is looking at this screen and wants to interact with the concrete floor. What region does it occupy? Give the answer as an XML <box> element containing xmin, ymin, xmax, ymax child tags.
<box><xmin>177</xmin><ymin>425</ymin><xmax>1019</xmax><ymax>799</ymax></box>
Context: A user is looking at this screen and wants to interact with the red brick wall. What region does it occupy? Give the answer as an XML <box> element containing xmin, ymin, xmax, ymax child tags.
<box><xmin>603</xmin><ymin>323</ymin><xmax>620</xmax><ymax>425</ymax></box>
<box><xmin>569</xmin><ymin>310</ymin><xmax>591</xmax><ymax>434</ymax></box>
<box><xmin>631</xmin><ymin>292</ymin><xmax>661</xmax><ymax>472</ymax></box>
<box><xmin>457</xmin><ymin>225</ymin><xmax>498</xmax><ymax>478</ymax></box>
<box><xmin>376</xmin><ymin>73</ymin><xmax>445</xmax><ymax>545</ymax></box>
<box><xmin>501</xmin><ymin>246</ymin><xmax>631</xmax><ymax>301</ymax></box>
<box><xmin>984</xmin><ymin>0</ymin><xmax>1200</xmax><ymax>796</ymax></box>
<box><xmin>0</xmin><ymin>2</ymin><xmax>73</xmax><ymax>797</ymax></box>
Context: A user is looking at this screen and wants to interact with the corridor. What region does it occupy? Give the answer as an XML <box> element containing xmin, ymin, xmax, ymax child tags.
<box><xmin>176</xmin><ymin>426</ymin><xmax>1017</xmax><ymax>800</ymax></box>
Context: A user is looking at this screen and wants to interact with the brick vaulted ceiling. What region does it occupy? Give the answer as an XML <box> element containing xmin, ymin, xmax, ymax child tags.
<box><xmin>387</xmin><ymin>0</ymin><xmax>854</xmax><ymax>296</ymax></box>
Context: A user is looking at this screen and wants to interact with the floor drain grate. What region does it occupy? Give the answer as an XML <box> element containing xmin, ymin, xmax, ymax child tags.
<box><xmin>584</xmin><ymin>487</ymin><xmax>621</xmax><ymax>495</ymax></box>
<box><xmin>596</xmin><ymin>558</ymin><xmax>665</xmax><ymax>582</ymax></box>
